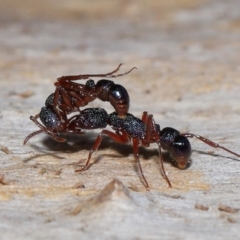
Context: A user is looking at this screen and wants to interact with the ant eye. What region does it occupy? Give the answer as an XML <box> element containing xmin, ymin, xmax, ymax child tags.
<box><xmin>169</xmin><ymin>135</ymin><xmax>191</xmax><ymax>169</ymax></box>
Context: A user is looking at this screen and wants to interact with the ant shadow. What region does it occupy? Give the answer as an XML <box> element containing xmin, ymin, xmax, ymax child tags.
<box><xmin>23</xmin><ymin>132</ymin><xmax>172</xmax><ymax>165</ymax></box>
<box><xmin>23</xmin><ymin>132</ymin><xmax>240</xmax><ymax>167</ymax></box>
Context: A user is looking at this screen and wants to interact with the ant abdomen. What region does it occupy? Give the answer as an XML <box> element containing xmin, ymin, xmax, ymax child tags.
<box><xmin>39</xmin><ymin>107</ymin><xmax>62</xmax><ymax>129</ymax></box>
<box><xmin>45</xmin><ymin>93</ymin><xmax>61</xmax><ymax>108</ymax></box>
<box><xmin>45</xmin><ymin>93</ymin><xmax>55</xmax><ymax>107</ymax></box>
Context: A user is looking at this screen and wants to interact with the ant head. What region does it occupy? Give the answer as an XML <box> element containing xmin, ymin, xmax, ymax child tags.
<box><xmin>169</xmin><ymin>135</ymin><xmax>192</xmax><ymax>169</ymax></box>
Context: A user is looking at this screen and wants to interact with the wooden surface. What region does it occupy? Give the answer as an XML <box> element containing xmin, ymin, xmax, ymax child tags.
<box><xmin>0</xmin><ymin>0</ymin><xmax>240</xmax><ymax>239</ymax></box>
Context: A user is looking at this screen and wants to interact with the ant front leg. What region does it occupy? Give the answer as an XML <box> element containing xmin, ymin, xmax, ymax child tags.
<box><xmin>57</xmin><ymin>63</ymin><xmax>124</xmax><ymax>81</ymax></box>
<box><xmin>75</xmin><ymin>130</ymin><xmax>129</xmax><ymax>172</ymax></box>
<box><xmin>57</xmin><ymin>63</ymin><xmax>136</xmax><ymax>81</ymax></box>
<box><xmin>107</xmin><ymin>66</ymin><xmax>137</xmax><ymax>79</ymax></box>
<box><xmin>181</xmin><ymin>133</ymin><xmax>240</xmax><ymax>158</ymax></box>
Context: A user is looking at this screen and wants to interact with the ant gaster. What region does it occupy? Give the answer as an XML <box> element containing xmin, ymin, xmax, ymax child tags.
<box><xmin>76</xmin><ymin>111</ymin><xmax>240</xmax><ymax>190</ymax></box>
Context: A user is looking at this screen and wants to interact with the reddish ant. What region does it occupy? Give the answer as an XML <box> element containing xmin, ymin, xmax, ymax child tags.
<box><xmin>75</xmin><ymin>111</ymin><xmax>240</xmax><ymax>190</ymax></box>
<box><xmin>24</xmin><ymin>64</ymin><xmax>240</xmax><ymax>190</ymax></box>
<box><xmin>24</xmin><ymin>64</ymin><xmax>135</xmax><ymax>144</ymax></box>
<box><xmin>53</xmin><ymin>63</ymin><xmax>136</xmax><ymax>120</ymax></box>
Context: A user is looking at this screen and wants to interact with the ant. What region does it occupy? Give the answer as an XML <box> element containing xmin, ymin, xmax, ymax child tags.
<box><xmin>53</xmin><ymin>63</ymin><xmax>136</xmax><ymax>120</ymax></box>
<box><xmin>23</xmin><ymin>64</ymin><xmax>240</xmax><ymax>190</ymax></box>
<box><xmin>75</xmin><ymin>111</ymin><xmax>240</xmax><ymax>190</ymax></box>
<box><xmin>24</xmin><ymin>64</ymin><xmax>136</xmax><ymax>144</ymax></box>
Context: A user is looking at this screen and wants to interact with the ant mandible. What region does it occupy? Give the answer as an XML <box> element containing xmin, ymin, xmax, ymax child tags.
<box><xmin>53</xmin><ymin>63</ymin><xmax>136</xmax><ymax>120</ymax></box>
<box><xmin>75</xmin><ymin>111</ymin><xmax>240</xmax><ymax>190</ymax></box>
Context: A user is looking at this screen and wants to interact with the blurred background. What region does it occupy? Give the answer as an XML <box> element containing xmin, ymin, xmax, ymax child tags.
<box><xmin>1</xmin><ymin>0</ymin><xmax>240</xmax><ymax>120</ymax></box>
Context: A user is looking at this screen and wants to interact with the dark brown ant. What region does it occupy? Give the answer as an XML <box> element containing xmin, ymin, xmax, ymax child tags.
<box><xmin>76</xmin><ymin>111</ymin><xmax>240</xmax><ymax>190</ymax></box>
<box><xmin>24</xmin><ymin>64</ymin><xmax>135</xmax><ymax>144</ymax></box>
<box><xmin>23</xmin><ymin>92</ymin><xmax>109</xmax><ymax>144</ymax></box>
<box><xmin>53</xmin><ymin>63</ymin><xmax>136</xmax><ymax>119</ymax></box>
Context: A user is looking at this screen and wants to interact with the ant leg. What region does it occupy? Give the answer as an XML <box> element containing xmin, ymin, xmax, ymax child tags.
<box><xmin>57</xmin><ymin>63</ymin><xmax>124</xmax><ymax>81</ymax></box>
<box><xmin>156</xmin><ymin>143</ymin><xmax>172</xmax><ymax>188</ymax></box>
<box><xmin>52</xmin><ymin>88</ymin><xmax>67</xmax><ymax>121</ymax></box>
<box><xmin>59</xmin><ymin>88</ymin><xmax>73</xmax><ymax>109</ymax></box>
<box><xmin>54</xmin><ymin>87</ymin><xmax>76</xmax><ymax>117</ymax></box>
<box><xmin>75</xmin><ymin>130</ymin><xmax>128</xmax><ymax>172</ymax></box>
<box><xmin>108</xmin><ymin>66</ymin><xmax>137</xmax><ymax>79</ymax></box>
<box><xmin>141</xmin><ymin>111</ymin><xmax>149</xmax><ymax>124</ymax></box>
<box><xmin>57</xmin><ymin>64</ymin><xmax>136</xmax><ymax>81</ymax></box>
<box><xmin>182</xmin><ymin>133</ymin><xmax>240</xmax><ymax>158</ymax></box>
<box><xmin>144</xmin><ymin>114</ymin><xmax>172</xmax><ymax>187</ymax></box>
<box><xmin>132</xmin><ymin>138</ymin><xmax>150</xmax><ymax>191</ymax></box>
<box><xmin>55</xmin><ymin>80</ymin><xmax>89</xmax><ymax>95</ymax></box>
<box><xmin>29</xmin><ymin>115</ymin><xmax>66</xmax><ymax>143</ymax></box>
<box><xmin>23</xmin><ymin>129</ymin><xmax>45</xmax><ymax>145</ymax></box>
